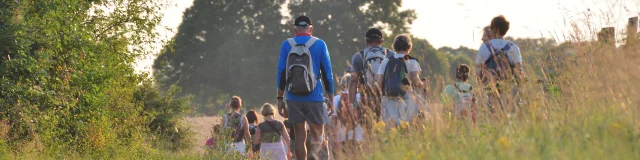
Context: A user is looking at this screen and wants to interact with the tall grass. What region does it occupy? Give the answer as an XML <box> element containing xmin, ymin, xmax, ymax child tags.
<box><xmin>349</xmin><ymin>25</ymin><xmax>640</xmax><ymax>159</ymax></box>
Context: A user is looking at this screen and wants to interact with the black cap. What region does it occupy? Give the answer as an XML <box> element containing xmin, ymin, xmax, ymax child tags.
<box><xmin>294</xmin><ymin>16</ymin><xmax>312</xmax><ymax>26</ymax></box>
<box><xmin>365</xmin><ymin>28</ymin><xmax>383</xmax><ymax>39</ymax></box>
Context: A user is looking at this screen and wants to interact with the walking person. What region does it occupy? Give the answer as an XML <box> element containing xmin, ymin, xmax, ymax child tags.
<box><xmin>246</xmin><ymin>110</ymin><xmax>260</xmax><ymax>152</ymax></box>
<box><xmin>276</xmin><ymin>15</ymin><xmax>335</xmax><ymax>160</ymax></box>
<box><xmin>481</xmin><ymin>25</ymin><xmax>492</xmax><ymax>43</ymax></box>
<box><xmin>332</xmin><ymin>73</ymin><xmax>364</xmax><ymax>156</ymax></box>
<box><xmin>253</xmin><ymin>103</ymin><xmax>291</xmax><ymax>160</ymax></box>
<box><xmin>376</xmin><ymin>34</ymin><xmax>426</xmax><ymax>128</ymax></box>
<box><xmin>475</xmin><ymin>15</ymin><xmax>526</xmax><ymax>113</ymax></box>
<box><xmin>442</xmin><ymin>64</ymin><xmax>476</xmax><ymax>123</ymax></box>
<box><xmin>223</xmin><ymin>96</ymin><xmax>253</xmax><ymax>156</ymax></box>
<box><xmin>348</xmin><ymin>28</ymin><xmax>395</xmax><ymax>128</ymax></box>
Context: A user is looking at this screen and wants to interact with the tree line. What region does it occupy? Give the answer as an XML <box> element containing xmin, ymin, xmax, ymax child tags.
<box><xmin>153</xmin><ymin>0</ymin><xmax>488</xmax><ymax>114</ymax></box>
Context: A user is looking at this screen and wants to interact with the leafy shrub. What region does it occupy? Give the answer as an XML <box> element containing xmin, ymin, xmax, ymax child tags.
<box><xmin>134</xmin><ymin>80</ymin><xmax>194</xmax><ymax>151</ymax></box>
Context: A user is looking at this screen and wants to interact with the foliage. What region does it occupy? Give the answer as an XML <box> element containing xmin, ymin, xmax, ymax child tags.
<box><xmin>154</xmin><ymin>0</ymin><xmax>417</xmax><ymax>112</ymax></box>
<box><xmin>0</xmin><ymin>0</ymin><xmax>192</xmax><ymax>157</ymax></box>
<box><xmin>134</xmin><ymin>80</ymin><xmax>195</xmax><ymax>151</ymax></box>
<box><xmin>364</xmin><ymin>40</ymin><xmax>640</xmax><ymax>160</ymax></box>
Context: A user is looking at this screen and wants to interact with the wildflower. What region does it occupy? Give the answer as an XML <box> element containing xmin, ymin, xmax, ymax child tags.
<box><xmin>390</xmin><ymin>128</ymin><xmax>398</xmax><ymax>135</ymax></box>
<box><xmin>374</xmin><ymin>121</ymin><xmax>386</xmax><ymax>133</ymax></box>
<box><xmin>497</xmin><ymin>137</ymin><xmax>510</xmax><ymax>149</ymax></box>
<box><xmin>611</xmin><ymin>122</ymin><xmax>621</xmax><ymax>129</ymax></box>
<box><xmin>400</xmin><ymin>121</ymin><xmax>409</xmax><ymax>130</ymax></box>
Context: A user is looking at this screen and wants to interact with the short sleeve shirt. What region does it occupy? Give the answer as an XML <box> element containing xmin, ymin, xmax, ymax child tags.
<box><xmin>475</xmin><ymin>39</ymin><xmax>522</xmax><ymax>65</ymax></box>
<box><xmin>376</xmin><ymin>54</ymin><xmax>422</xmax><ymax>75</ymax></box>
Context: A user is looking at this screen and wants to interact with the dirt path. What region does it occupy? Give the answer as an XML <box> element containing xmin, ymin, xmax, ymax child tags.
<box><xmin>185</xmin><ymin>116</ymin><xmax>221</xmax><ymax>153</ymax></box>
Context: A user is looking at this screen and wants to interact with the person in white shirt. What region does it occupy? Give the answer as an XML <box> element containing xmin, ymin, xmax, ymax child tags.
<box><xmin>376</xmin><ymin>34</ymin><xmax>426</xmax><ymax>128</ymax></box>
<box><xmin>329</xmin><ymin>73</ymin><xmax>364</xmax><ymax>154</ymax></box>
<box><xmin>475</xmin><ymin>15</ymin><xmax>527</xmax><ymax>113</ymax></box>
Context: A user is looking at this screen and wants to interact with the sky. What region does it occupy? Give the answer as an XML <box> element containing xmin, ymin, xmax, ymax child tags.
<box><xmin>134</xmin><ymin>0</ymin><xmax>640</xmax><ymax>73</ymax></box>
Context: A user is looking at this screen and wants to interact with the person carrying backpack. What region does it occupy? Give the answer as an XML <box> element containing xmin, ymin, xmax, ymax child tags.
<box><xmin>376</xmin><ymin>34</ymin><xmax>426</xmax><ymax>128</ymax></box>
<box><xmin>330</xmin><ymin>73</ymin><xmax>363</xmax><ymax>155</ymax></box>
<box><xmin>246</xmin><ymin>110</ymin><xmax>260</xmax><ymax>152</ymax></box>
<box><xmin>475</xmin><ymin>15</ymin><xmax>526</xmax><ymax>113</ymax></box>
<box><xmin>442</xmin><ymin>64</ymin><xmax>476</xmax><ymax>123</ymax></box>
<box><xmin>223</xmin><ymin>96</ymin><xmax>253</xmax><ymax>156</ymax></box>
<box><xmin>347</xmin><ymin>28</ymin><xmax>396</xmax><ymax>129</ymax></box>
<box><xmin>276</xmin><ymin>15</ymin><xmax>335</xmax><ymax>160</ymax></box>
<box><xmin>252</xmin><ymin>103</ymin><xmax>290</xmax><ymax>160</ymax></box>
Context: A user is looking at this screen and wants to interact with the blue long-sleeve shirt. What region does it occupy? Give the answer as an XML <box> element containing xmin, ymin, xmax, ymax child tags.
<box><xmin>277</xmin><ymin>35</ymin><xmax>334</xmax><ymax>102</ymax></box>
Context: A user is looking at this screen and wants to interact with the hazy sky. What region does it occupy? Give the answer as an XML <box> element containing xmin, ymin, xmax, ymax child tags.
<box><xmin>134</xmin><ymin>0</ymin><xmax>640</xmax><ymax>73</ymax></box>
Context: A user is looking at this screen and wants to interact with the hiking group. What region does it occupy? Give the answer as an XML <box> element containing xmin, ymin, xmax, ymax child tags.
<box><xmin>207</xmin><ymin>14</ymin><xmax>527</xmax><ymax>160</ymax></box>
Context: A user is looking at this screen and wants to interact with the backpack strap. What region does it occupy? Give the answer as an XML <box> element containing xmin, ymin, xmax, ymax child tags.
<box><xmin>304</xmin><ymin>37</ymin><xmax>319</xmax><ymax>48</ymax></box>
<box><xmin>503</xmin><ymin>42</ymin><xmax>512</xmax><ymax>51</ymax></box>
<box><xmin>484</xmin><ymin>42</ymin><xmax>513</xmax><ymax>65</ymax></box>
<box><xmin>484</xmin><ymin>43</ymin><xmax>496</xmax><ymax>65</ymax></box>
<box><xmin>287</xmin><ymin>38</ymin><xmax>297</xmax><ymax>47</ymax></box>
<box><xmin>403</xmin><ymin>55</ymin><xmax>418</xmax><ymax>62</ymax></box>
<box><xmin>454</xmin><ymin>83</ymin><xmax>473</xmax><ymax>93</ymax></box>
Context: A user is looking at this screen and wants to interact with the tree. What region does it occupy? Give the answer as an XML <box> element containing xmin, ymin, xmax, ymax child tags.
<box><xmin>154</xmin><ymin>0</ymin><xmax>287</xmax><ymax>113</ymax></box>
<box><xmin>154</xmin><ymin>0</ymin><xmax>417</xmax><ymax>112</ymax></box>
<box><xmin>0</xmin><ymin>0</ymin><xmax>191</xmax><ymax>155</ymax></box>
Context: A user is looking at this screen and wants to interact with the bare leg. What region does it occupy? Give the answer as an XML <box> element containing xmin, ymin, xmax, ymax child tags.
<box><xmin>294</xmin><ymin>123</ymin><xmax>307</xmax><ymax>160</ymax></box>
<box><xmin>308</xmin><ymin>123</ymin><xmax>324</xmax><ymax>159</ymax></box>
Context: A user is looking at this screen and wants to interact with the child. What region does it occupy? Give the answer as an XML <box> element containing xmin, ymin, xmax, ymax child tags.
<box><xmin>442</xmin><ymin>64</ymin><xmax>476</xmax><ymax>123</ymax></box>
<box><xmin>253</xmin><ymin>103</ymin><xmax>290</xmax><ymax>160</ymax></box>
<box><xmin>331</xmin><ymin>73</ymin><xmax>363</xmax><ymax>154</ymax></box>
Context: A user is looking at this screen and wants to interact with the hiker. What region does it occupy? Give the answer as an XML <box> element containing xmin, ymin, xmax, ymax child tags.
<box><xmin>348</xmin><ymin>28</ymin><xmax>395</xmax><ymax>128</ymax></box>
<box><xmin>376</xmin><ymin>34</ymin><xmax>426</xmax><ymax>128</ymax></box>
<box><xmin>246</xmin><ymin>110</ymin><xmax>260</xmax><ymax>151</ymax></box>
<box><xmin>253</xmin><ymin>103</ymin><xmax>290</xmax><ymax>160</ymax></box>
<box><xmin>331</xmin><ymin>73</ymin><xmax>364</xmax><ymax>155</ymax></box>
<box><xmin>442</xmin><ymin>64</ymin><xmax>476</xmax><ymax>123</ymax></box>
<box><xmin>223</xmin><ymin>96</ymin><xmax>253</xmax><ymax>156</ymax></box>
<box><xmin>481</xmin><ymin>25</ymin><xmax>492</xmax><ymax>43</ymax></box>
<box><xmin>475</xmin><ymin>15</ymin><xmax>526</xmax><ymax>113</ymax></box>
<box><xmin>276</xmin><ymin>15</ymin><xmax>335</xmax><ymax>160</ymax></box>
<box><xmin>205</xmin><ymin>124</ymin><xmax>222</xmax><ymax>148</ymax></box>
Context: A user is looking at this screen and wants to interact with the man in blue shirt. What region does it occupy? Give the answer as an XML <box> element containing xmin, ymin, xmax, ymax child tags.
<box><xmin>276</xmin><ymin>15</ymin><xmax>334</xmax><ymax>160</ymax></box>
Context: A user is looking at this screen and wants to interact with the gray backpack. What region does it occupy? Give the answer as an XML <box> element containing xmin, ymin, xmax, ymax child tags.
<box><xmin>359</xmin><ymin>47</ymin><xmax>389</xmax><ymax>88</ymax></box>
<box><xmin>285</xmin><ymin>37</ymin><xmax>319</xmax><ymax>95</ymax></box>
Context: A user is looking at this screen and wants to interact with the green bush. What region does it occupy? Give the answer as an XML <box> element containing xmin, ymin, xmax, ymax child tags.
<box><xmin>0</xmin><ymin>0</ymin><xmax>181</xmax><ymax>157</ymax></box>
<box><xmin>134</xmin><ymin>80</ymin><xmax>194</xmax><ymax>151</ymax></box>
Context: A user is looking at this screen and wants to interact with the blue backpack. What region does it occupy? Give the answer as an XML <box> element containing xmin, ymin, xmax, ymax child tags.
<box><xmin>382</xmin><ymin>56</ymin><xmax>416</xmax><ymax>97</ymax></box>
<box><xmin>484</xmin><ymin>43</ymin><xmax>515</xmax><ymax>81</ymax></box>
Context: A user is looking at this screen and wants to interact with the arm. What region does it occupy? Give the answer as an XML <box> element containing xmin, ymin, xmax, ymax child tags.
<box><xmin>280</xmin><ymin>122</ymin><xmax>290</xmax><ymax>152</ymax></box>
<box><xmin>348</xmin><ymin>54</ymin><xmax>362</xmax><ymax>104</ymax></box>
<box><xmin>277</xmin><ymin>40</ymin><xmax>288</xmax><ymax>97</ymax></box>
<box><xmin>514</xmin><ymin>63</ymin><xmax>526</xmax><ymax>82</ymax></box>
<box><xmin>252</xmin><ymin>127</ymin><xmax>261</xmax><ymax>145</ymax></box>
<box><xmin>349</xmin><ymin>72</ymin><xmax>359</xmax><ymax>103</ymax></box>
<box><xmin>409</xmin><ymin>72</ymin><xmax>423</xmax><ymax>89</ymax></box>
<box><xmin>243</xmin><ymin>117</ymin><xmax>252</xmax><ymax>152</ymax></box>
<box><xmin>320</xmin><ymin>41</ymin><xmax>335</xmax><ymax>113</ymax></box>
<box><xmin>510</xmin><ymin>44</ymin><xmax>526</xmax><ymax>83</ymax></box>
<box><xmin>277</xmin><ymin>41</ymin><xmax>288</xmax><ymax>116</ymax></box>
